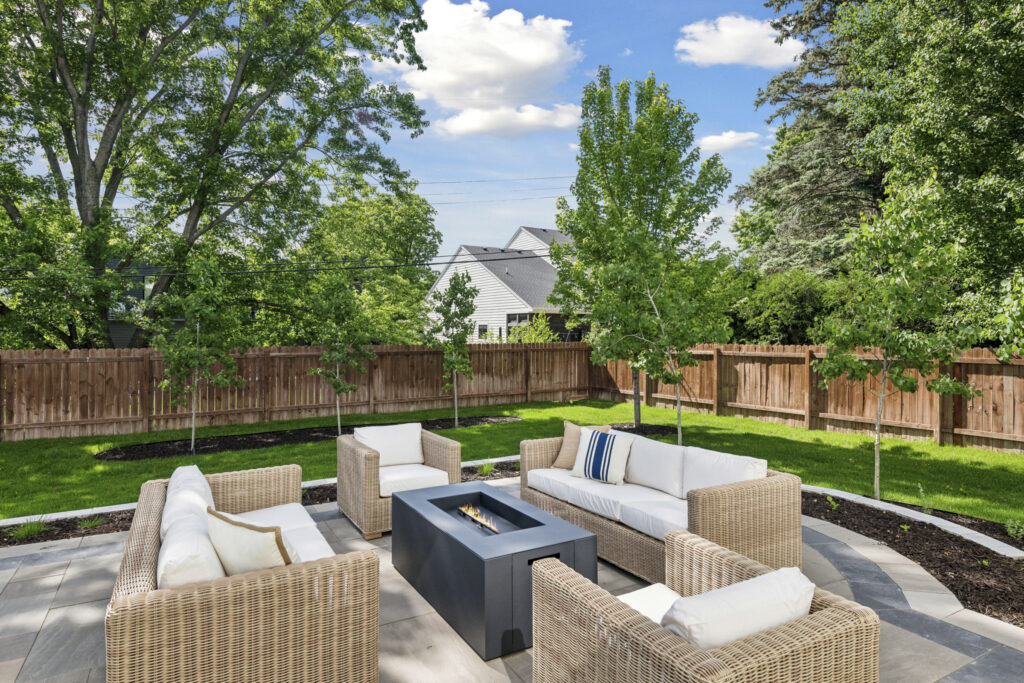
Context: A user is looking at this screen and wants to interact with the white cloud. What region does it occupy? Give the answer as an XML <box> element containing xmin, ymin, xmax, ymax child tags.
<box><xmin>620</xmin><ymin>48</ymin><xmax>633</xmax><ymax>57</ymax></box>
<box><xmin>381</xmin><ymin>0</ymin><xmax>583</xmax><ymax>136</ymax></box>
<box><xmin>698</xmin><ymin>130</ymin><xmax>762</xmax><ymax>153</ymax></box>
<box><xmin>568</xmin><ymin>142</ymin><xmax>580</xmax><ymax>151</ymax></box>
<box><xmin>675</xmin><ymin>15</ymin><xmax>803</xmax><ymax>68</ymax></box>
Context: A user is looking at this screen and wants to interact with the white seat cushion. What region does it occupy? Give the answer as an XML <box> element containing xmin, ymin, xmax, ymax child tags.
<box><xmin>564</xmin><ymin>479</ymin><xmax>678</xmax><ymax>522</ymax></box>
<box><xmin>354</xmin><ymin>422</ymin><xmax>424</xmax><ymax>466</ymax></box>
<box><xmin>615</xmin><ymin>431</ymin><xmax>686</xmax><ymax>499</ymax></box>
<box><xmin>682</xmin><ymin>447</ymin><xmax>767</xmax><ymax>498</ymax></box>
<box><xmin>237</xmin><ymin>503</ymin><xmax>316</xmax><ymax>533</ymax></box>
<box><xmin>618</xmin><ymin>583</ymin><xmax>684</xmax><ymax>624</ymax></box>
<box><xmin>571</xmin><ymin>427</ymin><xmax>633</xmax><ymax>485</ymax></box>
<box><xmin>378</xmin><ymin>463</ymin><xmax>449</xmax><ymax>497</ymax></box>
<box><xmin>619</xmin><ymin>499</ymin><xmax>689</xmax><ymax>540</ymax></box>
<box><xmin>661</xmin><ymin>567</ymin><xmax>814</xmax><ymax>649</ymax></box>
<box><xmin>527</xmin><ymin>467</ymin><xmax>576</xmax><ymax>502</ymax></box>
<box><xmin>282</xmin><ymin>525</ymin><xmax>336</xmax><ymax>563</ymax></box>
<box><xmin>157</xmin><ymin>516</ymin><xmax>225</xmax><ymax>589</ymax></box>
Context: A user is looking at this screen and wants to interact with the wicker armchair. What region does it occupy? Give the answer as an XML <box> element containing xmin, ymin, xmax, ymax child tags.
<box><xmin>520</xmin><ymin>436</ymin><xmax>801</xmax><ymax>582</ymax></box>
<box><xmin>533</xmin><ymin>531</ymin><xmax>880</xmax><ymax>683</ymax></box>
<box><xmin>338</xmin><ymin>429</ymin><xmax>461</xmax><ymax>539</ymax></box>
<box><xmin>106</xmin><ymin>464</ymin><xmax>379</xmax><ymax>683</ymax></box>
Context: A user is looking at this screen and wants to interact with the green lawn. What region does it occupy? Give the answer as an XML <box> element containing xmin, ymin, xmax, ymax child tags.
<box><xmin>2</xmin><ymin>399</ymin><xmax>1023</xmax><ymax>524</ymax></box>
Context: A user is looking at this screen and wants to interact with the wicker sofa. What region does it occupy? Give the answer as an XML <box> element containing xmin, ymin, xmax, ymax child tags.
<box><xmin>337</xmin><ymin>429</ymin><xmax>461</xmax><ymax>539</ymax></box>
<box><xmin>105</xmin><ymin>465</ymin><xmax>379</xmax><ymax>683</ymax></box>
<box><xmin>533</xmin><ymin>531</ymin><xmax>880</xmax><ymax>682</ymax></box>
<box><xmin>520</xmin><ymin>436</ymin><xmax>801</xmax><ymax>583</ymax></box>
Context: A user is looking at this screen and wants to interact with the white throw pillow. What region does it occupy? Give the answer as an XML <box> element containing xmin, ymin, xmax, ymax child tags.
<box><xmin>571</xmin><ymin>427</ymin><xmax>633</xmax><ymax>485</ymax></box>
<box><xmin>681</xmin><ymin>447</ymin><xmax>767</xmax><ymax>498</ymax></box>
<box><xmin>618</xmin><ymin>582</ymin><xmax>683</xmax><ymax>624</ymax></box>
<box><xmin>660</xmin><ymin>567</ymin><xmax>815</xmax><ymax>649</ymax></box>
<box><xmin>353</xmin><ymin>422</ymin><xmax>424</xmax><ymax>467</ymax></box>
<box><xmin>615</xmin><ymin>431</ymin><xmax>686</xmax><ymax>498</ymax></box>
<box><xmin>156</xmin><ymin>516</ymin><xmax>226</xmax><ymax>589</ymax></box>
<box><xmin>206</xmin><ymin>508</ymin><xmax>292</xmax><ymax>576</ymax></box>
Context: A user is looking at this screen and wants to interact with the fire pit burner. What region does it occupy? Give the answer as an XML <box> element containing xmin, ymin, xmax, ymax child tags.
<box><xmin>458</xmin><ymin>503</ymin><xmax>499</xmax><ymax>534</ymax></box>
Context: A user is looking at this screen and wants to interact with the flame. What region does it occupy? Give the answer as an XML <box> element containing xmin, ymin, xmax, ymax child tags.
<box><xmin>459</xmin><ymin>503</ymin><xmax>499</xmax><ymax>533</ymax></box>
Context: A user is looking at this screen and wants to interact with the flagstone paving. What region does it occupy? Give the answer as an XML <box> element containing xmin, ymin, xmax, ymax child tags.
<box><xmin>1</xmin><ymin>477</ymin><xmax>1022</xmax><ymax>682</ymax></box>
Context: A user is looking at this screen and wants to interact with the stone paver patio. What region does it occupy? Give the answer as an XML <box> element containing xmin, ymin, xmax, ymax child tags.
<box><xmin>2</xmin><ymin>477</ymin><xmax>1023</xmax><ymax>682</ymax></box>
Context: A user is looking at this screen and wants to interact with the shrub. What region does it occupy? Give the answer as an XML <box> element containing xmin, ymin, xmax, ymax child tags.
<box><xmin>477</xmin><ymin>463</ymin><xmax>495</xmax><ymax>477</ymax></box>
<box><xmin>1006</xmin><ymin>519</ymin><xmax>1024</xmax><ymax>541</ymax></box>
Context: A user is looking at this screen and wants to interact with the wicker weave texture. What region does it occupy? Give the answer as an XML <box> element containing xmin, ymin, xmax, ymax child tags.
<box><xmin>337</xmin><ymin>430</ymin><xmax>461</xmax><ymax>537</ymax></box>
<box><xmin>533</xmin><ymin>532</ymin><xmax>879</xmax><ymax>683</ymax></box>
<box><xmin>107</xmin><ymin>465</ymin><xmax>380</xmax><ymax>683</ymax></box>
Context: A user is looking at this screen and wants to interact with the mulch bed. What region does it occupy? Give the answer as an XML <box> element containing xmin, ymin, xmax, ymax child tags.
<box><xmin>95</xmin><ymin>416</ymin><xmax>522</xmax><ymax>461</ymax></box>
<box><xmin>804</xmin><ymin>492</ymin><xmax>1024</xmax><ymax>627</ymax></box>
<box><xmin>608</xmin><ymin>423</ymin><xmax>678</xmax><ymax>436</ymax></box>
<box><xmin>0</xmin><ymin>510</ymin><xmax>134</xmax><ymax>548</ymax></box>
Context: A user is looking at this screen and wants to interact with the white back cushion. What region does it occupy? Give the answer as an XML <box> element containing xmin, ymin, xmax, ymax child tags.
<box><xmin>160</xmin><ymin>465</ymin><xmax>216</xmax><ymax>539</ymax></box>
<box><xmin>660</xmin><ymin>567</ymin><xmax>814</xmax><ymax>649</ymax></box>
<box><xmin>353</xmin><ymin>422</ymin><xmax>424</xmax><ymax>467</ymax></box>
<box><xmin>167</xmin><ymin>465</ymin><xmax>214</xmax><ymax>506</ymax></box>
<box><xmin>157</xmin><ymin>516</ymin><xmax>225</xmax><ymax>589</ymax></box>
<box><xmin>615</xmin><ymin>431</ymin><xmax>686</xmax><ymax>498</ymax></box>
<box><xmin>681</xmin><ymin>447</ymin><xmax>767</xmax><ymax>498</ymax></box>
<box><xmin>571</xmin><ymin>427</ymin><xmax>633</xmax><ymax>485</ymax></box>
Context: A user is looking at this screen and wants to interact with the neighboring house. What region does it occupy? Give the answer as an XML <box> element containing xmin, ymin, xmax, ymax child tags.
<box><xmin>427</xmin><ymin>226</ymin><xmax>584</xmax><ymax>342</ymax></box>
<box><xmin>106</xmin><ymin>261</ymin><xmax>184</xmax><ymax>347</ymax></box>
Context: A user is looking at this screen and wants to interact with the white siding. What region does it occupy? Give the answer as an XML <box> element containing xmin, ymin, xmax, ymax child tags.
<box><xmin>505</xmin><ymin>229</ymin><xmax>551</xmax><ymax>262</ymax></box>
<box><xmin>430</xmin><ymin>247</ymin><xmax>533</xmax><ymax>342</ymax></box>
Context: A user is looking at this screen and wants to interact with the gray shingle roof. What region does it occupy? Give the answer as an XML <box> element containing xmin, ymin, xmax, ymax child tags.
<box><xmin>462</xmin><ymin>246</ymin><xmax>558</xmax><ymax>310</ymax></box>
<box><xmin>520</xmin><ymin>226</ymin><xmax>570</xmax><ymax>246</ymax></box>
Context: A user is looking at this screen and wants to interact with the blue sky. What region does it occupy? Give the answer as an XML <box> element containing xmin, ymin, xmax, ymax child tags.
<box><xmin>374</xmin><ymin>0</ymin><xmax>803</xmax><ymax>256</ymax></box>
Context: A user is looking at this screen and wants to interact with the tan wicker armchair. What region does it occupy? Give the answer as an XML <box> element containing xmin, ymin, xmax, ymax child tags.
<box><xmin>520</xmin><ymin>437</ymin><xmax>802</xmax><ymax>582</ymax></box>
<box><xmin>533</xmin><ymin>531</ymin><xmax>880</xmax><ymax>683</ymax></box>
<box><xmin>338</xmin><ymin>429</ymin><xmax>461</xmax><ymax>539</ymax></box>
<box><xmin>106</xmin><ymin>465</ymin><xmax>379</xmax><ymax>683</ymax></box>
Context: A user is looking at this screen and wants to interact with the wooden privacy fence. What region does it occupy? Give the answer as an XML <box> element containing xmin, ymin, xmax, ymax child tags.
<box><xmin>1</xmin><ymin>343</ymin><xmax>1022</xmax><ymax>452</ymax></box>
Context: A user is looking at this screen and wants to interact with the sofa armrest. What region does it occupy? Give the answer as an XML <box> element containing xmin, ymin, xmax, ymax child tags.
<box><xmin>687</xmin><ymin>470</ymin><xmax>803</xmax><ymax>570</ymax></box>
<box><xmin>422</xmin><ymin>429</ymin><xmax>462</xmax><ymax>484</ymax></box>
<box><xmin>338</xmin><ymin>434</ymin><xmax>381</xmax><ymax>498</ymax></box>
<box><xmin>665</xmin><ymin>530</ymin><xmax>771</xmax><ymax>597</ymax></box>
<box><xmin>519</xmin><ymin>437</ymin><xmax>562</xmax><ymax>491</ymax></box>
<box><xmin>107</xmin><ymin>550</ymin><xmax>379</xmax><ymax>683</ymax></box>
<box><xmin>207</xmin><ymin>464</ymin><xmax>302</xmax><ymax>514</ymax></box>
<box><xmin>532</xmin><ymin>558</ymin><xmax>728</xmax><ymax>682</ymax></box>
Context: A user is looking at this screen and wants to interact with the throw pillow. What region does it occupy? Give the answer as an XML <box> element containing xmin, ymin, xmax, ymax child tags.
<box><xmin>156</xmin><ymin>515</ymin><xmax>226</xmax><ymax>589</ymax></box>
<box><xmin>552</xmin><ymin>421</ymin><xmax>611</xmax><ymax>469</ymax></box>
<box><xmin>353</xmin><ymin>422</ymin><xmax>424</xmax><ymax>467</ymax></box>
<box><xmin>571</xmin><ymin>427</ymin><xmax>633</xmax><ymax>485</ymax></box>
<box><xmin>206</xmin><ymin>507</ymin><xmax>292</xmax><ymax>576</ymax></box>
<box><xmin>660</xmin><ymin>567</ymin><xmax>814</xmax><ymax>649</ymax></box>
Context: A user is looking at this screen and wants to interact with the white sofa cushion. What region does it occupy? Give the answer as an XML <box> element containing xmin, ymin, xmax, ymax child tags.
<box><xmin>281</xmin><ymin>525</ymin><xmax>336</xmax><ymax>564</ymax></box>
<box><xmin>618</xmin><ymin>583</ymin><xmax>683</xmax><ymax>624</ymax></box>
<box><xmin>566</xmin><ymin>479</ymin><xmax>679</xmax><ymax>522</ymax></box>
<box><xmin>682</xmin><ymin>447</ymin><xmax>767</xmax><ymax>498</ymax></box>
<box><xmin>354</xmin><ymin>422</ymin><xmax>423</xmax><ymax>467</ymax></box>
<box><xmin>236</xmin><ymin>502</ymin><xmax>318</xmax><ymax>533</ymax></box>
<box><xmin>378</xmin><ymin>463</ymin><xmax>449</xmax><ymax>497</ymax></box>
<box><xmin>157</xmin><ymin>515</ymin><xmax>225</xmax><ymax>589</ymax></box>
<box><xmin>527</xmin><ymin>467</ymin><xmax>576</xmax><ymax>501</ymax></box>
<box><xmin>160</xmin><ymin>465</ymin><xmax>216</xmax><ymax>539</ymax></box>
<box><xmin>167</xmin><ymin>465</ymin><xmax>215</xmax><ymax>505</ymax></box>
<box><xmin>619</xmin><ymin>499</ymin><xmax>689</xmax><ymax>540</ymax></box>
<box><xmin>662</xmin><ymin>567</ymin><xmax>814</xmax><ymax>649</ymax></box>
<box><xmin>616</xmin><ymin>431</ymin><xmax>686</xmax><ymax>498</ymax></box>
<box><xmin>571</xmin><ymin>428</ymin><xmax>633</xmax><ymax>485</ymax></box>
<box><xmin>207</xmin><ymin>508</ymin><xmax>292</xmax><ymax>575</ymax></box>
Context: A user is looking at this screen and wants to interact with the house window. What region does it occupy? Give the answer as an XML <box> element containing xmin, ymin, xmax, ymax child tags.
<box><xmin>478</xmin><ymin>325</ymin><xmax>488</xmax><ymax>339</ymax></box>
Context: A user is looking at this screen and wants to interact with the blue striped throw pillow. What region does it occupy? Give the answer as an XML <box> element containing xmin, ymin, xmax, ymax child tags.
<box><xmin>571</xmin><ymin>427</ymin><xmax>633</xmax><ymax>485</ymax></box>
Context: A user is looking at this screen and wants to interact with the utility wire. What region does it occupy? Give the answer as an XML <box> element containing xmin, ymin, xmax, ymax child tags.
<box><xmin>415</xmin><ymin>175</ymin><xmax>574</xmax><ymax>185</ymax></box>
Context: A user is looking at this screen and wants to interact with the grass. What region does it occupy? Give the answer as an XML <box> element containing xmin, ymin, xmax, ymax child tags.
<box><xmin>6</xmin><ymin>520</ymin><xmax>51</xmax><ymax>540</ymax></box>
<box><xmin>477</xmin><ymin>463</ymin><xmax>496</xmax><ymax>476</ymax></box>
<box><xmin>1</xmin><ymin>399</ymin><xmax>1023</xmax><ymax>524</ymax></box>
<box><xmin>78</xmin><ymin>516</ymin><xmax>105</xmax><ymax>530</ymax></box>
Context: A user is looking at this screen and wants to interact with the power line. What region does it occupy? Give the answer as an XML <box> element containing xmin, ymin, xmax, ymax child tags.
<box><xmin>416</xmin><ymin>175</ymin><xmax>574</xmax><ymax>186</ymax></box>
<box><xmin>431</xmin><ymin>195</ymin><xmax>565</xmax><ymax>206</ymax></box>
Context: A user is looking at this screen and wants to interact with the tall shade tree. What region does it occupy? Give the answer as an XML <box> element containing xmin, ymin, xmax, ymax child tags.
<box><xmin>814</xmin><ymin>183</ymin><xmax>979</xmax><ymax>500</ymax></box>
<box><xmin>427</xmin><ymin>271</ymin><xmax>477</xmax><ymax>428</ymax></box>
<box><xmin>0</xmin><ymin>0</ymin><xmax>427</xmax><ymax>348</ymax></box>
<box><xmin>151</xmin><ymin>256</ymin><xmax>251</xmax><ymax>454</ymax></box>
<box><xmin>551</xmin><ymin>66</ymin><xmax>731</xmax><ymax>428</ymax></box>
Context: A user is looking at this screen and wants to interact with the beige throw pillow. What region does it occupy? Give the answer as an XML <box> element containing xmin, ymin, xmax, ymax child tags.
<box><xmin>552</xmin><ymin>421</ymin><xmax>611</xmax><ymax>469</ymax></box>
<box><xmin>206</xmin><ymin>507</ymin><xmax>292</xmax><ymax>576</ymax></box>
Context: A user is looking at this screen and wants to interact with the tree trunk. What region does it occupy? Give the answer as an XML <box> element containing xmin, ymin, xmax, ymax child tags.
<box><xmin>453</xmin><ymin>372</ymin><xmax>459</xmax><ymax>428</ymax></box>
<box><xmin>191</xmin><ymin>321</ymin><xmax>199</xmax><ymax>455</ymax></box>
<box><xmin>873</xmin><ymin>367</ymin><xmax>888</xmax><ymax>500</ymax></box>
<box><xmin>632</xmin><ymin>367</ymin><xmax>641</xmax><ymax>428</ymax></box>
<box><xmin>335</xmin><ymin>362</ymin><xmax>342</xmax><ymax>437</ymax></box>
<box><xmin>675</xmin><ymin>382</ymin><xmax>683</xmax><ymax>446</ymax></box>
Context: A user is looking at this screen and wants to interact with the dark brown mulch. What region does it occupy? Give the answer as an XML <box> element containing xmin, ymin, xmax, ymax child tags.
<box><xmin>608</xmin><ymin>423</ymin><xmax>678</xmax><ymax>436</ymax></box>
<box><xmin>95</xmin><ymin>416</ymin><xmax>522</xmax><ymax>461</ymax></box>
<box><xmin>803</xmin><ymin>491</ymin><xmax>1024</xmax><ymax>627</ymax></box>
<box><xmin>0</xmin><ymin>510</ymin><xmax>134</xmax><ymax>548</ymax></box>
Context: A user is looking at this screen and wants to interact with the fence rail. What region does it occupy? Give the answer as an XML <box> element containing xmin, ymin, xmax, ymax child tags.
<box><xmin>1</xmin><ymin>343</ymin><xmax>1022</xmax><ymax>452</ymax></box>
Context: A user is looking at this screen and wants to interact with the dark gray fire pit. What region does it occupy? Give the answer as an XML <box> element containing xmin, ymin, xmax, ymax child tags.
<box><xmin>392</xmin><ymin>481</ymin><xmax>597</xmax><ymax>660</ymax></box>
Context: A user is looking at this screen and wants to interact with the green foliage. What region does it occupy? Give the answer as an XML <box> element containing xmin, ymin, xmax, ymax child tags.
<box><xmin>731</xmin><ymin>268</ymin><xmax>839</xmax><ymax>345</ymax></box>
<box><xmin>507</xmin><ymin>313</ymin><xmax>558</xmax><ymax>344</ymax></box>
<box><xmin>0</xmin><ymin>0</ymin><xmax>427</xmax><ymax>348</ymax></box>
<box><xmin>427</xmin><ymin>271</ymin><xmax>478</xmax><ymax>426</ymax></box>
<box><xmin>551</xmin><ymin>66</ymin><xmax>732</xmax><ymax>432</ymax></box>
<box><xmin>78</xmin><ymin>516</ymin><xmax>105</xmax><ymax>530</ymax></box>
<box><xmin>827</xmin><ymin>495</ymin><xmax>840</xmax><ymax>511</ymax></box>
<box><xmin>900</xmin><ymin>524</ymin><xmax>910</xmax><ymax>533</ymax></box>
<box><xmin>477</xmin><ymin>463</ymin><xmax>495</xmax><ymax>477</ymax></box>
<box><xmin>1006</xmin><ymin>519</ymin><xmax>1024</xmax><ymax>541</ymax></box>
<box><xmin>8</xmin><ymin>520</ymin><xmax>50</xmax><ymax>540</ymax></box>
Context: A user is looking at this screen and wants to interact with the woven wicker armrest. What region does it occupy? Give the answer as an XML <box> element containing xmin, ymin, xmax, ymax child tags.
<box><xmin>107</xmin><ymin>550</ymin><xmax>380</xmax><ymax>683</ymax></box>
<box><xmin>665</xmin><ymin>530</ymin><xmax>770</xmax><ymax>597</ymax></box>
<box><xmin>421</xmin><ymin>429</ymin><xmax>461</xmax><ymax>483</ymax></box>
<box><xmin>519</xmin><ymin>436</ymin><xmax>562</xmax><ymax>491</ymax></box>
<box><xmin>687</xmin><ymin>470</ymin><xmax>802</xmax><ymax>570</ymax></box>
<box><xmin>338</xmin><ymin>434</ymin><xmax>381</xmax><ymax>497</ymax></box>
<box><xmin>206</xmin><ymin>464</ymin><xmax>302</xmax><ymax>514</ymax></box>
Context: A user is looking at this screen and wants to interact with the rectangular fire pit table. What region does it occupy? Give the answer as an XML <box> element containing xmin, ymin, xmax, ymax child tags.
<box><xmin>392</xmin><ymin>481</ymin><xmax>597</xmax><ymax>660</ymax></box>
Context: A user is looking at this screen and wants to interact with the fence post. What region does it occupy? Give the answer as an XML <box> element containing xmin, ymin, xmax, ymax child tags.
<box><xmin>261</xmin><ymin>347</ymin><xmax>271</xmax><ymax>423</ymax></box>
<box><xmin>644</xmin><ymin>372</ymin><xmax>656</xmax><ymax>407</ymax></box>
<box><xmin>935</xmin><ymin>362</ymin><xmax>953</xmax><ymax>445</ymax></box>
<box><xmin>139</xmin><ymin>350</ymin><xmax>151</xmax><ymax>433</ymax></box>
<box><xmin>523</xmin><ymin>346</ymin><xmax>532</xmax><ymax>403</ymax></box>
<box><xmin>712</xmin><ymin>348</ymin><xmax>721</xmax><ymax>416</ymax></box>
<box><xmin>367</xmin><ymin>356</ymin><xmax>375</xmax><ymax>415</ymax></box>
<box><xmin>804</xmin><ymin>348</ymin><xmax>817</xmax><ymax>430</ymax></box>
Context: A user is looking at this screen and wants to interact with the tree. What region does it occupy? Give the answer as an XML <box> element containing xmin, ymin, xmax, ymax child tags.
<box><xmin>551</xmin><ymin>66</ymin><xmax>730</xmax><ymax>428</ymax></box>
<box><xmin>0</xmin><ymin>0</ymin><xmax>427</xmax><ymax>348</ymax></box>
<box><xmin>427</xmin><ymin>271</ymin><xmax>477</xmax><ymax>428</ymax></box>
<box><xmin>731</xmin><ymin>267</ymin><xmax>839</xmax><ymax>345</ymax></box>
<box><xmin>151</xmin><ymin>256</ymin><xmax>250</xmax><ymax>454</ymax></box>
<box><xmin>814</xmin><ymin>183</ymin><xmax>979</xmax><ymax>500</ymax></box>
<box><xmin>507</xmin><ymin>313</ymin><xmax>558</xmax><ymax>344</ymax></box>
